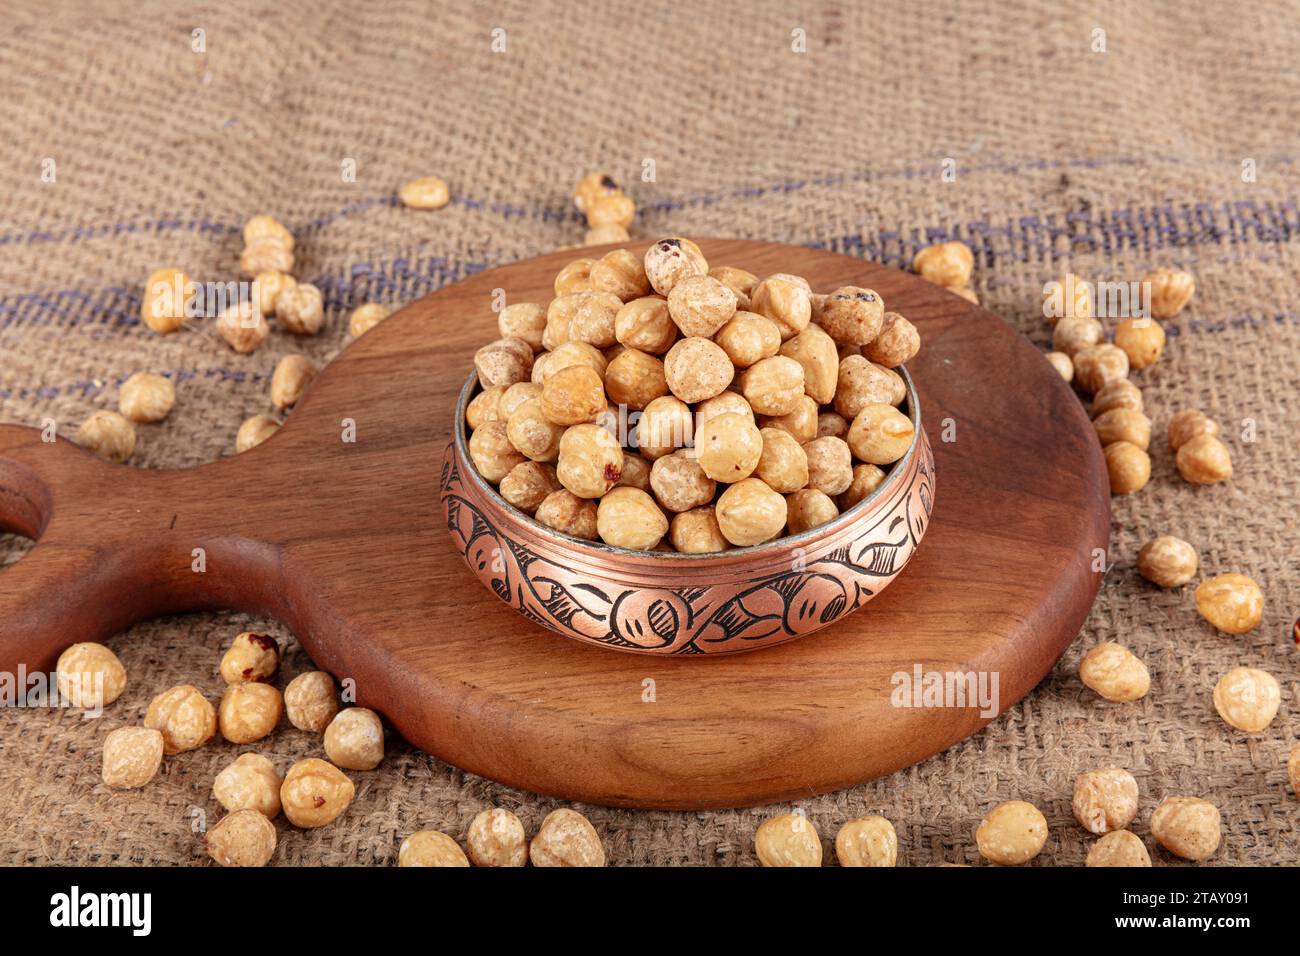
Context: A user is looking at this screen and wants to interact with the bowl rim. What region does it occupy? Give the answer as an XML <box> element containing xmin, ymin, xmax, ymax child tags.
<box><xmin>450</xmin><ymin>365</ymin><xmax>923</xmax><ymax>562</ymax></box>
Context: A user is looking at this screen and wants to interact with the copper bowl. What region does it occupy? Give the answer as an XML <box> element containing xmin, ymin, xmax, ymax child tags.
<box><xmin>440</xmin><ymin>371</ymin><xmax>934</xmax><ymax>655</ymax></box>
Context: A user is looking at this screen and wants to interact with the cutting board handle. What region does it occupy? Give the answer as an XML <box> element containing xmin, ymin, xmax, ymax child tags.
<box><xmin>0</xmin><ymin>423</ymin><xmax>295</xmax><ymax>675</ymax></box>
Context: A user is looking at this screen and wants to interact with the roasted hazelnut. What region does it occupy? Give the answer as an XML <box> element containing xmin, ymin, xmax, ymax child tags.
<box><xmin>635</xmin><ymin>395</ymin><xmax>693</xmax><ymax>459</ymax></box>
<box><xmin>816</xmin><ymin>411</ymin><xmax>848</xmax><ymax>439</ymax></box>
<box><xmin>216</xmin><ymin>301</ymin><xmax>269</xmax><ymax>353</ymax></box>
<box><xmin>802</xmin><ymin>435</ymin><xmax>854</xmax><ymax>495</ymax></box>
<box><xmin>101</xmin><ymin>727</ymin><xmax>163</xmax><ymax>789</ymax></box>
<box><xmin>755</xmin><ymin>427</ymin><xmax>809</xmax><ymax>493</ymax></box>
<box><xmin>1194</xmin><ymin>573</ymin><xmax>1263</xmax><ymax>634</ymax></box>
<box><xmin>466</xmin><ymin>807</ymin><xmax>529</xmax><ymax>867</ymax></box>
<box><xmin>1213</xmin><ymin>667</ymin><xmax>1280</xmax><ymax>732</ymax></box>
<box><xmin>589</xmin><ymin>248</ymin><xmax>651</xmax><ymax>301</ymax></box>
<box><xmin>535</xmin><ymin>489</ymin><xmax>599</xmax><ymax>539</ymax></box>
<box><xmin>1166</xmin><ymin>409</ymin><xmax>1218</xmax><ymax>450</ymax></box>
<box><xmin>219</xmin><ymin>682</ymin><xmax>283</xmax><ymax>744</ymax></box>
<box><xmin>144</xmin><ymin>684</ymin><xmax>217</xmax><ymax>754</ymax></box>
<box><xmin>556</xmin><ymin>423</ymin><xmax>623</xmax><ymax>498</ymax></box>
<box><xmin>1072</xmin><ymin>768</ymin><xmax>1139</xmax><ymax>834</ymax></box>
<box><xmin>604</xmin><ymin>348</ymin><xmax>669</xmax><ymax>410</ymax></box>
<box><xmin>1150</xmin><ymin>796</ymin><xmax>1220</xmax><ymax>860</ymax></box>
<box><xmin>220</xmin><ymin>632</ymin><xmax>280</xmax><ymax>684</ymax></box>
<box><xmin>1144</xmin><ymin>268</ymin><xmax>1195</xmax><ymax>318</ymax></box>
<box><xmin>76</xmin><ymin>410</ymin><xmax>136</xmax><ymax>462</ymax></box>
<box><xmin>760</xmin><ymin>394</ymin><xmax>819</xmax><ymax>443</ymax></box>
<box><xmin>649</xmin><ymin>450</ymin><xmax>717</xmax><ymax>513</ymax></box>
<box><xmin>270</xmin><ymin>354</ymin><xmax>319</xmax><ymax>409</ymax></box>
<box><xmin>240</xmin><ymin>237</ymin><xmax>294</xmax><ymax>276</ymax></box>
<box><xmin>467</xmin><ymin>387</ymin><xmax>505</xmax><ymax>429</ymax></box>
<box><xmin>715</xmin><ymin>311</ymin><xmax>782</xmax><ymax>368</ymax></box>
<box><xmin>834</xmin><ymin>816</ymin><xmax>897</xmax><ymax>867</ymax></box>
<box><xmin>1079</xmin><ymin>642</ymin><xmax>1149</xmax><ymax>701</ymax></box>
<box><xmin>975</xmin><ymin>800</ymin><xmax>1048</xmax><ymax>865</ymax></box>
<box><xmin>597</xmin><ymin>487</ymin><xmax>669</xmax><ymax>550</ymax></box>
<box><xmin>281</xmin><ymin>758</ymin><xmax>354</xmax><ymax>828</ymax></box>
<box><xmin>283</xmin><ymin>671</ymin><xmax>339</xmax><ymax>733</ymax></box>
<box><xmin>839</xmin><ymin>462</ymin><xmax>887</xmax><ymax>510</ymax></box>
<box><xmin>644</xmin><ymin>238</ymin><xmax>708</xmax><ymax>296</ymax></box>
<box><xmin>499</xmin><ymin>461</ymin><xmax>562</xmax><ymax>513</ymax></box>
<box><xmin>475</xmin><ymin>337</ymin><xmax>534</xmax><ymax>389</ymax></box>
<box><xmin>1136</xmin><ymin>535</ymin><xmax>1198</xmax><ymax>588</ymax></box>
<box><xmin>213</xmin><ymin>752</ymin><xmax>282</xmax><ymax>818</ymax></box>
<box><xmin>739</xmin><ymin>355</ymin><xmax>805</xmax><ymax>416</ymax></box>
<box><xmin>56</xmin><ymin>642</ymin><xmax>126</xmax><ymax>708</ymax></box>
<box><xmin>614</xmin><ymin>296</ymin><xmax>677</xmax><ymax>354</ymax></box>
<box><xmin>276</xmin><ymin>283</ymin><xmax>325</xmax><ymax>335</ymax></box>
<box><xmin>667</xmin><ymin>274</ymin><xmax>737</xmax><ymax>337</ymax></box>
<box><xmin>399</xmin><ymin>830</ymin><xmax>469</xmax><ymax>867</ymax></box>
<box><xmin>398</xmin><ymin>176</ymin><xmax>450</xmax><ymax>209</ymax></box>
<box><xmin>835</xmin><ymin>355</ymin><xmax>902</xmax><ymax>419</ymax></box>
<box><xmin>497</xmin><ymin>302</ymin><xmax>547</xmax><ymax>350</ymax></box>
<box><xmin>469</xmin><ymin>420</ymin><xmax>527</xmax><ymax>482</ymax></box>
<box><xmin>716</xmin><ymin>478</ymin><xmax>787</xmax><ymax>547</ymax></box>
<box><xmin>507</xmin><ymin>399</ymin><xmax>565</xmax><ymax>461</ymax></box>
<box><xmin>615</xmin><ymin>452</ymin><xmax>652</xmax><ymax>491</ymax></box>
<box><xmin>1103</xmin><ymin>441</ymin><xmax>1150</xmax><ymax>494</ymax></box>
<box><xmin>1085</xmin><ymin>830</ymin><xmax>1151</xmax><ymax>868</ymax></box>
<box><xmin>324</xmin><ymin>706</ymin><xmax>386</xmax><ymax>770</ymax></box>
<box><xmin>244</xmin><ymin>214</ymin><xmax>294</xmax><ymax>250</ymax></box>
<box><xmin>755</xmin><ymin>812</ymin><xmax>822</xmax><ymax>867</ymax></box>
<box><xmin>708</xmin><ymin>265</ymin><xmax>758</xmax><ymax>308</ymax></box>
<box><xmin>586</xmin><ymin>192</ymin><xmax>635</xmax><ymax>229</ymax></box>
<box><xmin>584</xmin><ymin>224</ymin><xmax>630</xmax><ymax>246</ymax></box>
<box><xmin>664</xmin><ymin>337</ymin><xmax>734</xmax><ymax>404</ymax></box>
<box><xmin>779</xmin><ymin>324</ymin><xmax>839</xmax><ymax>403</ymax></box>
<box><xmin>140</xmin><ymin>267</ymin><xmax>195</xmax><ymax>333</ymax></box>
<box><xmin>1176</xmin><ymin>434</ymin><xmax>1232</xmax><ymax>484</ymax></box>
<box><xmin>864</xmin><ymin>311</ymin><xmax>920</xmax><ymax>368</ymax></box>
<box><xmin>554</xmin><ymin>258</ymin><xmax>596</xmax><ymax>297</ymax></box>
<box><xmin>565</xmin><ymin>291</ymin><xmax>624</xmax><ymax>349</ymax></box>
<box><xmin>206</xmin><ymin>809</ymin><xmax>277</xmax><ymax>867</ymax></box>
<box><xmin>1045</xmin><ymin>351</ymin><xmax>1074</xmax><ymax>382</ymax></box>
<box><xmin>1073</xmin><ymin>344</ymin><xmax>1129</xmax><ymax>394</ymax></box>
<box><xmin>573</xmin><ymin>172</ymin><xmax>621</xmax><ymax>213</ymax></box>
<box><xmin>236</xmin><ymin>414</ymin><xmax>279</xmax><ymax>453</ymax></box>
<box><xmin>118</xmin><ymin>372</ymin><xmax>175</xmax><ymax>423</ymax></box>
<box><xmin>670</xmin><ymin>506</ymin><xmax>729</xmax><ymax>553</ymax></box>
<box><xmin>542</xmin><ymin>340</ymin><xmax>608</xmax><ymax>381</ymax></box>
<box><xmin>349</xmin><ymin>301</ymin><xmax>391</xmax><ymax>338</ymax></box>
<box><xmin>786</xmin><ymin>489</ymin><xmax>838</xmax><ymax>534</ymax></box>
<box><xmin>695</xmin><ymin>412</ymin><xmax>763</xmax><ymax>483</ymax></box>
<box><xmin>912</xmin><ymin>241</ymin><xmax>973</xmax><ymax>288</ymax></box>
<box><xmin>847</xmin><ymin>404</ymin><xmax>914</xmax><ymax>466</ymax></box>
<box><xmin>750</xmin><ymin>275</ymin><xmax>812</xmax><ymax>340</ymax></box>
<box><xmin>1114</xmin><ymin>317</ymin><xmax>1165</xmax><ymax>369</ymax></box>
<box><xmin>1092</xmin><ymin>380</ymin><xmax>1143</xmax><ymax>418</ymax></box>
<box><xmin>530</xmin><ymin>808</ymin><xmax>605</xmax><ymax>867</ymax></box>
<box><xmin>1093</xmin><ymin>408</ymin><xmax>1151</xmax><ymax>451</ymax></box>
<box><xmin>819</xmin><ymin>286</ymin><xmax>885</xmax><ymax>346</ymax></box>
<box><xmin>697</xmin><ymin>391</ymin><xmax>755</xmax><ymax>426</ymax></box>
<box><xmin>1051</xmin><ymin>317</ymin><xmax>1104</xmax><ymax>358</ymax></box>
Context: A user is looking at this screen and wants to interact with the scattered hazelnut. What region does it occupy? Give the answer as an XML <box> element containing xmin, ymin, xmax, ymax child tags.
<box><xmin>206</xmin><ymin>809</ymin><xmax>277</xmax><ymax>867</ymax></box>
<box><xmin>399</xmin><ymin>176</ymin><xmax>451</xmax><ymax>209</ymax></box>
<box><xmin>216</xmin><ymin>300</ymin><xmax>269</xmax><ymax>353</ymax></box>
<box><xmin>219</xmin><ymin>632</ymin><xmax>281</xmax><ymax>684</ymax></box>
<box><xmin>975</xmin><ymin>800</ymin><xmax>1048</xmax><ymax>865</ymax></box>
<box><xmin>399</xmin><ymin>830</ymin><xmax>470</xmax><ymax>866</ymax></box>
<box><xmin>144</xmin><ymin>684</ymin><xmax>217</xmax><ymax>754</ymax></box>
<box><xmin>280</xmin><ymin>757</ymin><xmax>354</xmax><ymax>828</ymax></box>
<box><xmin>1143</xmin><ymin>268</ymin><xmax>1195</xmax><ymax>318</ymax></box>
<box><xmin>530</xmin><ymin>808</ymin><xmax>605</xmax><ymax>867</ymax></box>
<box><xmin>1103</xmin><ymin>441</ymin><xmax>1150</xmax><ymax>494</ymax></box>
<box><xmin>75</xmin><ymin>411</ymin><xmax>136</xmax><ymax>463</ymax></box>
<box><xmin>834</xmin><ymin>816</ymin><xmax>897</xmax><ymax>867</ymax></box>
<box><xmin>1166</xmin><ymin>409</ymin><xmax>1218</xmax><ymax>451</ymax></box>
<box><xmin>140</xmin><ymin>267</ymin><xmax>194</xmax><ymax>333</ymax></box>
<box><xmin>1136</xmin><ymin>535</ymin><xmax>1198</xmax><ymax>588</ymax></box>
<box><xmin>1195</xmin><ymin>573</ymin><xmax>1263</xmax><ymax>634</ymax></box>
<box><xmin>283</xmin><ymin>671</ymin><xmax>339</xmax><ymax>732</ymax></box>
<box><xmin>118</xmin><ymin>372</ymin><xmax>175</xmax><ymax>423</ymax></box>
<box><xmin>270</xmin><ymin>354</ymin><xmax>319</xmax><ymax>409</ymax></box>
<box><xmin>466</xmin><ymin>807</ymin><xmax>529</xmax><ymax>867</ymax></box>
<box><xmin>235</xmin><ymin>414</ymin><xmax>279</xmax><ymax>453</ymax></box>
<box><xmin>1086</xmin><ymin>830</ymin><xmax>1152</xmax><ymax>867</ymax></box>
<box><xmin>1079</xmin><ymin>642</ymin><xmax>1150</xmax><ymax>702</ymax></box>
<box><xmin>101</xmin><ymin>727</ymin><xmax>163</xmax><ymax>789</ymax></box>
<box><xmin>1150</xmin><ymin>796</ymin><xmax>1220</xmax><ymax>861</ymax></box>
<box><xmin>755</xmin><ymin>812</ymin><xmax>822</xmax><ymax>867</ymax></box>
<box><xmin>1072</xmin><ymin>768</ymin><xmax>1139</xmax><ymax>834</ymax></box>
<box><xmin>213</xmin><ymin>752</ymin><xmax>282</xmax><ymax>818</ymax></box>
<box><xmin>324</xmin><ymin>707</ymin><xmax>385</xmax><ymax>770</ymax></box>
<box><xmin>276</xmin><ymin>283</ymin><xmax>326</xmax><ymax>335</ymax></box>
<box><xmin>218</xmin><ymin>682</ymin><xmax>284</xmax><ymax>744</ymax></box>
<box><xmin>1212</xmin><ymin>667</ymin><xmax>1280</xmax><ymax>732</ymax></box>
<box><xmin>911</xmin><ymin>241</ymin><xmax>973</xmax><ymax>288</ymax></box>
<box><xmin>1176</xmin><ymin>434</ymin><xmax>1233</xmax><ymax>485</ymax></box>
<box><xmin>56</xmin><ymin>642</ymin><xmax>126</xmax><ymax>708</ymax></box>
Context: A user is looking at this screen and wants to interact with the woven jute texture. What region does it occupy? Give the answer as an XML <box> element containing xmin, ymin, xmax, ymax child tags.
<box><xmin>1</xmin><ymin>0</ymin><xmax>1297</xmax><ymax>866</ymax></box>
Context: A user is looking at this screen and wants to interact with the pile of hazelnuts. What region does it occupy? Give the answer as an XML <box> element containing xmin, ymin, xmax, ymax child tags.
<box><xmin>465</xmin><ymin>237</ymin><xmax>921</xmax><ymax>553</ymax></box>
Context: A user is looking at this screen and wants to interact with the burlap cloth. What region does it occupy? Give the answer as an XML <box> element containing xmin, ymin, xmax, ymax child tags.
<box><xmin>1</xmin><ymin>0</ymin><xmax>1296</xmax><ymax>866</ymax></box>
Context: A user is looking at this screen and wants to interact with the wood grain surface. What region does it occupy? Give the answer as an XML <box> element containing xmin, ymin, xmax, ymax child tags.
<box><xmin>0</xmin><ymin>239</ymin><xmax>1109</xmax><ymax>809</ymax></box>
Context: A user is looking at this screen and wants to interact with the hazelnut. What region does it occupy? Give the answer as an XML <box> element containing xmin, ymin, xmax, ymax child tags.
<box><xmin>664</xmin><ymin>337</ymin><xmax>734</xmax><ymax>404</ymax></box>
<box><xmin>819</xmin><ymin>287</ymin><xmax>885</xmax><ymax>346</ymax></box>
<box><xmin>565</xmin><ymin>291</ymin><xmax>623</xmax><ymax>348</ymax></box>
<box><xmin>467</xmin><ymin>807</ymin><xmax>529</xmax><ymax>867</ymax></box>
<box><xmin>206</xmin><ymin>809</ymin><xmax>277</xmax><ymax>867</ymax></box>
<box><xmin>75</xmin><ymin>411</ymin><xmax>136</xmax><ymax>463</ymax></box>
<box><xmin>785</xmin><ymin>489</ymin><xmax>838</xmax><ymax>534</ymax></box>
<box><xmin>864</xmin><ymin>311</ymin><xmax>920</xmax><ymax>368</ymax></box>
<box><xmin>739</xmin><ymin>355</ymin><xmax>805</xmax><ymax>416</ymax></box>
<box><xmin>596</xmin><ymin>487</ymin><xmax>668</xmax><ymax>550</ymax></box>
<box><xmin>835</xmin><ymin>355</ymin><xmax>902</xmax><ymax>419</ymax></box>
<box><xmin>349</xmin><ymin>302</ymin><xmax>392</xmax><ymax>338</ymax></box>
<box><xmin>912</xmin><ymin>241</ymin><xmax>973</xmax><ymax>288</ymax></box>
<box><xmin>1194</xmin><ymin>573</ymin><xmax>1263</xmax><ymax>634</ymax></box>
<box><xmin>1072</xmin><ymin>768</ymin><xmax>1139</xmax><ymax>834</ymax></box>
<box><xmin>1086</xmin><ymin>830</ymin><xmax>1152</xmax><ymax>868</ymax></box>
<box><xmin>270</xmin><ymin>354</ymin><xmax>319</xmax><ymax>409</ymax></box>
<box><xmin>586</xmin><ymin>192</ymin><xmax>635</xmax><ymax>229</ymax></box>
<box><xmin>1288</xmin><ymin>744</ymin><xmax>1299</xmax><ymax>798</ymax></box>
<box><xmin>398</xmin><ymin>176</ymin><xmax>450</xmax><ymax>209</ymax></box>
<box><xmin>498</xmin><ymin>461</ymin><xmax>562</xmax><ymax>513</ymax></box>
<box><xmin>1136</xmin><ymin>535</ymin><xmax>1198</xmax><ymax>588</ymax></box>
<box><xmin>216</xmin><ymin>300</ymin><xmax>269</xmax><ymax>353</ymax></box>
<box><xmin>118</xmin><ymin>372</ymin><xmax>175</xmax><ymax>423</ymax></box>
<box><xmin>1166</xmin><ymin>409</ymin><xmax>1218</xmax><ymax>450</ymax></box>
<box><xmin>469</xmin><ymin>420</ymin><xmax>527</xmax><ymax>482</ymax></box>
<box><xmin>1092</xmin><ymin>380</ymin><xmax>1143</xmax><ymax>418</ymax></box>
<box><xmin>573</xmin><ymin>172</ymin><xmax>620</xmax><ymax>213</ymax></box>
<box><xmin>975</xmin><ymin>800</ymin><xmax>1048</xmax><ymax>865</ymax></box>
<box><xmin>589</xmin><ymin>249</ymin><xmax>651</xmax><ymax>302</ymax></box>
<box><xmin>667</xmin><ymin>274</ymin><xmax>737</xmax><ymax>337</ymax></box>
<box><xmin>1150</xmin><ymin>796</ymin><xmax>1220</xmax><ymax>861</ymax></box>
<box><xmin>56</xmin><ymin>642</ymin><xmax>126</xmax><ymax>708</ymax></box>
<box><xmin>585</xmin><ymin>224</ymin><xmax>630</xmax><ymax>245</ymax></box>
<box><xmin>755</xmin><ymin>427</ymin><xmax>809</xmax><ymax>493</ymax></box>
<box><xmin>847</xmin><ymin>404</ymin><xmax>914</xmax><ymax>466</ymax></box>
<box><xmin>218</xmin><ymin>682</ymin><xmax>284</xmax><ymax>744</ymax></box>
<box><xmin>834</xmin><ymin>816</ymin><xmax>897</xmax><ymax>867</ymax></box>
<box><xmin>615</xmin><ymin>297</ymin><xmax>677</xmax><ymax>354</ymax></box>
<box><xmin>240</xmin><ymin>237</ymin><xmax>294</xmax><ymax>276</ymax></box>
<box><xmin>140</xmin><ymin>267</ymin><xmax>195</xmax><ymax>333</ymax></box>
<box><xmin>554</xmin><ymin>258</ymin><xmax>596</xmax><ymax>297</ymax></box>
<box><xmin>839</xmin><ymin>462</ymin><xmax>887</xmax><ymax>510</ymax></box>
<box><xmin>649</xmin><ymin>450</ymin><xmax>716</xmax><ymax>513</ymax></box>
<box><xmin>506</xmin><ymin>399</ymin><xmax>564</xmax><ymax>462</ymax></box>
<box><xmin>144</xmin><ymin>684</ymin><xmax>217</xmax><ymax>754</ymax></box>
<box><xmin>615</xmin><ymin>452</ymin><xmax>652</xmax><ymax>491</ymax></box>
<box><xmin>716</xmin><ymin>311</ymin><xmax>782</xmax><ymax>368</ymax></box>
<box><xmin>530</xmin><ymin>808</ymin><xmax>605</xmax><ymax>867</ymax></box>
<box><xmin>803</xmin><ymin>435</ymin><xmax>854</xmax><ymax>496</ymax></box>
<box><xmin>1114</xmin><ymin>317</ymin><xmax>1165</xmax><ymax>369</ymax></box>
<box><xmin>475</xmin><ymin>337</ymin><xmax>534</xmax><ymax>390</ymax></box>
<box><xmin>220</xmin><ymin>632</ymin><xmax>281</xmax><ymax>684</ymax></box>
<box><xmin>1045</xmin><ymin>351</ymin><xmax>1073</xmax><ymax>382</ymax></box>
<box><xmin>1073</xmin><ymin>343</ymin><xmax>1129</xmax><ymax>394</ymax></box>
<box><xmin>1175</xmin><ymin>434</ymin><xmax>1232</xmax><ymax>484</ymax></box>
<box><xmin>1093</xmin><ymin>408</ymin><xmax>1151</xmax><ymax>450</ymax></box>
<box><xmin>324</xmin><ymin>707</ymin><xmax>386</xmax><ymax>770</ymax></box>
<box><xmin>276</xmin><ymin>283</ymin><xmax>325</xmax><ymax>335</ymax></box>
<box><xmin>760</xmin><ymin>394</ymin><xmax>820</xmax><ymax>444</ymax></box>
<box><xmin>534</xmin><ymin>489</ymin><xmax>599</xmax><ymax>539</ymax></box>
<box><xmin>755</xmin><ymin>813</ymin><xmax>822</xmax><ymax>867</ymax></box>
<box><xmin>817</xmin><ymin>412</ymin><xmax>848</xmax><ymax>440</ymax></box>
<box><xmin>750</xmin><ymin>276</ymin><xmax>812</xmax><ymax>340</ymax></box>
<box><xmin>499</xmin><ymin>382</ymin><xmax>542</xmax><ymax>420</ymax></box>
<box><xmin>1051</xmin><ymin>317</ymin><xmax>1103</xmax><ymax>357</ymax></box>
<box><xmin>556</xmin><ymin>424</ymin><xmax>623</xmax><ymax>498</ymax></box>
<box><xmin>243</xmin><ymin>214</ymin><xmax>294</xmax><ymax>249</ymax></box>
<box><xmin>213</xmin><ymin>752</ymin><xmax>282</xmax><ymax>818</ymax></box>
<box><xmin>253</xmin><ymin>271</ymin><xmax>295</xmax><ymax>319</ymax></box>
<box><xmin>604</xmin><ymin>348</ymin><xmax>669</xmax><ymax>410</ymax></box>
<box><xmin>695</xmin><ymin>412</ymin><xmax>763</xmax><ymax>483</ymax></box>
<box><xmin>283</xmin><ymin>671</ymin><xmax>339</xmax><ymax>732</ymax></box>
<box><xmin>779</xmin><ymin>324</ymin><xmax>839</xmax><ymax>403</ymax></box>
<box><xmin>236</xmin><ymin>414</ymin><xmax>279</xmax><ymax>452</ymax></box>
<box><xmin>1213</xmin><ymin>667</ymin><xmax>1280</xmax><ymax>732</ymax></box>
<box><xmin>399</xmin><ymin>830</ymin><xmax>470</xmax><ymax>867</ymax></box>
<box><xmin>716</xmin><ymin>478</ymin><xmax>787</xmax><ymax>547</ymax></box>
<box><xmin>497</xmin><ymin>303</ymin><xmax>546</xmax><ymax>352</ymax></box>
<box><xmin>1079</xmin><ymin>642</ymin><xmax>1149</xmax><ymax>702</ymax></box>
<box><xmin>670</xmin><ymin>506</ymin><xmax>729</xmax><ymax>553</ymax></box>
<box><xmin>1103</xmin><ymin>441</ymin><xmax>1150</xmax><ymax>494</ymax></box>
<box><xmin>1143</xmin><ymin>268</ymin><xmax>1195</xmax><ymax>318</ymax></box>
<box><xmin>280</xmin><ymin>758</ymin><xmax>355</xmax><ymax>828</ymax></box>
<box><xmin>101</xmin><ymin>727</ymin><xmax>164</xmax><ymax>789</ymax></box>
<box><xmin>643</xmin><ymin>237</ymin><xmax>708</xmax><ymax>296</ymax></box>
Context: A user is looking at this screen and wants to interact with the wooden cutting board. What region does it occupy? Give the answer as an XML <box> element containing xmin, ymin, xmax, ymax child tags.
<box><xmin>0</xmin><ymin>239</ymin><xmax>1108</xmax><ymax>809</ymax></box>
